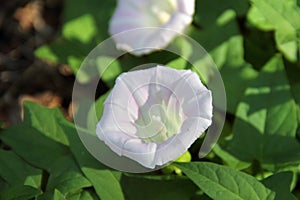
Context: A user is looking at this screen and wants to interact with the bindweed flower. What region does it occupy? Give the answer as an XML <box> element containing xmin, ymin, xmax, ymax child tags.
<box><xmin>109</xmin><ymin>0</ymin><xmax>195</xmax><ymax>56</ymax></box>
<box><xmin>96</xmin><ymin>65</ymin><xmax>213</xmax><ymax>169</ymax></box>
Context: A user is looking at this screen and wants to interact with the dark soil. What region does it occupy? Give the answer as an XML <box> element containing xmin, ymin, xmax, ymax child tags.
<box><xmin>0</xmin><ymin>0</ymin><xmax>75</xmax><ymax>125</ymax></box>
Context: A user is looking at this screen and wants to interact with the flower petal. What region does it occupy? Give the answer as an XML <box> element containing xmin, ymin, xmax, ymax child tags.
<box><xmin>96</xmin><ymin>65</ymin><xmax>213</xmax><ymax>169</ymax></box>
<box><xmin>154</xmin><ymin>117</ymin><xmax>211</xmax><ymax>166</ymax></box>
<box><xmin>169</xmin><ymin>71</ymin><xmax>213</xmax><ymax>119</ymax></box>
<box><xmin>97</xmin><ymin>123</ymin><xmax>157</xmax><ymax>168</ymax></box>
<box><xmin>109</xmin><ymin>0</ymin><xmax>195</xmax><ymax>55</ymax></box>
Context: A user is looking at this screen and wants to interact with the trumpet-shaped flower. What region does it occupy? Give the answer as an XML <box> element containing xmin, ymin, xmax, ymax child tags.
<box><xmin>96</xmin><ymin>65</ymin><xmax>213</xmax><ymax>169</ymax></box>
<box><xmin>109</xmin><ymin>0</ymin><xmax>195</xmax><ymax>56</ymax></box>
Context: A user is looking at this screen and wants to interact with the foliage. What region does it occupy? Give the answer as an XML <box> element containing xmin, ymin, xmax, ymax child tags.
<box><xmin>1</xmin><ymin>0</ymin><xmax>300</xmax><ymax>199</ymax></box>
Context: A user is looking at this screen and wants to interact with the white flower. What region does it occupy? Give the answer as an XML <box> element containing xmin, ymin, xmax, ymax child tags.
<box><xmin>96</xmin><ymin>65</ymin><xmax>213</xmax><ymax>169</ymax></box>
<box><xmin>109</xmin><ymin>0</ymin><xmax>195</xmax><ymax>56</ymax></box>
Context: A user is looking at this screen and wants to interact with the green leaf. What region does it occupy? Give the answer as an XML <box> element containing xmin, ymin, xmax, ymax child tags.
<box><xmin>284</xmin><ymin>60</ymin><xmax>300</xmax><ymax>106</ymax></box>
<box><xmin>21</xmin><ymin>102</ymin><xmax>93</xmax><ymax>196</ymax></box>
<box><xmin>24</xmin><ymin>102</ymin><xmax>124</xmax><ymax>200</ymax></box>
<box><xmin>247</xmin><ymin>6</ymin><xmax>274</xmax><ymax>31</ymax></box>
<box><xmin>67</xmin><ymin>190</ymin><xmax>96</xmax><ymax>200</ymax></box>
<box><xmin>23</xmin><ymin>101</ymin><xmax>69</xmax><ymax>145</ymax></box>
<box><xmin>190</xmin><ymin>11</ymin><xmax>258</xmax><ymax>113</ymax></box>
<box><xmin>0</xmin><ymin>125</ymin><xmax>70</xmax><ymax>172</ymax></box>
<box><xmin>0</xmin><ymin>149</ymin><xmax>42</xmax><ymax>188</ymax></box>
<box><xmin>67</xmin><ymin>190</ymin><xmax>98</xmax><ymax>200</ymax></box>
<box><xmin>121</xmin><ymin>174</ymin><xmax>198</xmax><ymax>200</ymax></box>
<box><xmin>249</xmin><ymin>0</ymin><xmax>300</xmax><ymax>62</ymax></box>
<box><xmin>53</xmin><ymin>189</ymin><xmax>65</xmax><ymax>200</ymax></box>
<box><xmin>62</xmin><ymin>0</ymin><xmax>115</xmax><ymax>41</ymax></box>
<box><xmin>243</xmin><ymin>28</ymin><xmax>277</xmax><ymax>70</ymax></box>
<box><xmin>82</xmin><ymin>168</ymin><xmax>124</xmax><ymax>200</ymax></box>
<box><xmin>35</xmin><ymin>0</ymin><xmax>116</xmax><ymax>82</ymax></box>
<box><xmin>1</xmin><ymin>101</ymin><xmax>124</xmax><ymax>200</ymax></box>
<box><xmin>62</xmin><ymin>14</ymin><xmax>97</xmax><ymax>44</ymax></box>
<box><xmin>47</xmin><ymin>170</ymin><xmax>91</xmax><ymax>195</ymax></box>
<box><xmin>219</xmin><ymin>36</ymin><xmax>258</xmax><ymax>113</ymax></box>
<box><xmin>221</xmin><ymin>55</ymin><xmax>300</xmax><ymax>168</ymax></box>
<box><xmin>34</xmin><ymin>37</ymin><xmax>87</xmax><ymax>66</ymax></box>
<box><xmin>262</xmin><ymin>172</ymin><xmax>297</xmax><ymax>200</ymax></box>
<box><xmin>213</xmin><ymin>144</ymin><xmax>251</xmax><ymax>170</ymax></box>
<box><xmin>87</xmin><ymin>91</ymin><xmax>110</xmax><ymax>131</ymax></box>
<box><xmin>0</xmin><ymin>185</ymin><xmax>42</xmax><ymax>200</ymax></box>
<box><xmin>175</xmin><ymin>162</ymin><xmax>275</xmax><ymax>200</ymax></box>
<box><xmin>34</xmin><ymin>43</ymin><xmax>61</xmax><ymax>63</ymax></box>
<box><xmin>96</xmin><ymin>57</ymin><xmax>122</xmax><ymax>88</ymax></box>
<box><xmin>60</xmin><ymin>122</ymin><xmax>125</xmax><ymax>200</ymax></box>
<box><xmin>161</xmin><ymin>151</ymin><xmax>192</xmax><ymax>175</ymax></box>
<box><xmin>284</xmin><ymin>60</ymin><xmax>300</xmax><ymax>139</ymax></box>
<box><xmin>40</xmin><ymin>189</ymin><xmax>96</xmax><ymax>200</ymax></box>
<box><xmin>194</xmin><ymin>0</ymin><xmax>249</xmax><ymax>28</ymax></box>
<box><xmin>0</xmin><ymin>178</ymin><xmax>9</xmax><ymax>192</ymax></box>
<box><xmin>166</xmin><ymin>57</ymin><xmax>188</xmax><ymax>70</ymax></box>
<box><xmin>191</xmin><ymin>10</ymin><xmax>240</xmax><ymax>64</ymax></box>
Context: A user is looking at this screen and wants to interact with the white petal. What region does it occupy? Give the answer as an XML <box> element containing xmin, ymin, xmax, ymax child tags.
<box><xmin>96</xmin><ymin>66</ymin><xmax>213</xmax><ymax>169</ymax></box>
<box><xmin>109</xmin><ymin>0</ymin><xmax>195</xmax><ymax>55</ymax></box>
<box><xmin>176</xmin><ymin>0</ymin><xmax>195</xmax><ymax>15</ymax></box>
<box><xmin>169</xmin><ymin>72</ymin><xmax>213</xmax><ymax>119</ymax></box>
<box><xmin>154</xmin><ymin>117</ymin><xmax>211</xmax><ymax>166</ymax></box>
<box><xmin>97</xmin><ymin>109</ymin><xmax>158</xmax><ymax>168</ymax></box>
<box><xmin>182</xmin><ymin>90</ymin><xmax>213</xmax><ymax>119</ymax></box>
<box><xmin>122</xmin><ymin>139</ymin><xmax>157</xmax><ymax>168</ymax></box>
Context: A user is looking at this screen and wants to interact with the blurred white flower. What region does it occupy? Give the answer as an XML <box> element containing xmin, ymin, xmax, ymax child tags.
<box><xmin>96</xmin><ymin>66</ymin><xmax>213</xmax><ymax>169</ymax></box>
<box><xmin>109</xmin><ymin>0</ymin><xmax>195</xmax><ymax>56</ymax></box>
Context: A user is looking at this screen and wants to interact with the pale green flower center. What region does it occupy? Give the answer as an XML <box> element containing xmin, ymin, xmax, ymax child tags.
<box><xmin>150</xmin><ymin>0</ymin><xmax>177</xmax><ymax>24</ymax></box>
<box><xmin>135</xmin><ymin>101</ymin><xmax>183</xmax><ymax>143</ymax></box>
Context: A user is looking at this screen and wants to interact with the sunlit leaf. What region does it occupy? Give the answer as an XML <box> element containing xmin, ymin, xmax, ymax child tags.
<box><xmin>249</xmin><ymin>0</ymin><xmax>300</xmax><ymax>62</ymax></box>
<box><xmin>221</xmin><ymin>55</ymin><xmax>300</xmax><ymax>168</ymax></box>
<box><xmin>175</xmin><ymin>162</ymin><xmax>275</xmax><ymax>200</ymax></box>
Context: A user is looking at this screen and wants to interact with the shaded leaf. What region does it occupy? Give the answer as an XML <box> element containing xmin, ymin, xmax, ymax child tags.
<box><xmin>262</xmin><ymin>172</ymin><xmax>297</xmax><ymax>200</ymax></box>
<box><xmin>60</xmin><ymin>122</ymin><xmax>125</xmax><ymax>200</ymax></box>
<box><xmin>0</xmin><ymin>178</ymin><xmax>9</xmax><ymax>193</ymax></box>
<box><xmin>0</xmin><ymin>185</ymin><xmax>42</xmax><ymax>200</ymax></box>
<box><xmin>194</xmin><ymin>0</ymin><xmax>249</xmax><ymax>28</ymax></box>
<box><xmin>23</xmin><ymin>102</ymin><xmax>125</xmax><ymax>200</ymax></box>
<box><xmin>22</xmin><ymin>102</ymin><xmax>93</xmax><ymax>196</ymax></box>
<box><xmin>121</xmin><ymin>174</ymin><xmax>198</xmax><ymax>200</ymax></box>
<box><xmin>243</xmin><ymin>28</ymin><xmax>277</xmax><ymax>70</ymax></box>
<box><xmin>0</xmin><ymin>149</ymin><xmax>42</xmax><ymax>188</ymax></box>
<box><xmin>213</xmin><ymin>144</ymin><xmax>251</xmax><ymax>170</ymax></box>
<box><xmin>40</xmin><ymin>188</ymin><xmax>94</xmax><ymax>200</ymax></box>
<box><xmin>0</xmin><ymin>126</ymin><xmax>70</xmax><ymax>172</ymax></box>
<box><xmin>284</xmin><ymin>60</ymin><xmax>300</xmax><ymax>106</ymax></box>
<box><xmin>67</xmin><ymin>190</ymin><xmax>96</xmax><ymax>200</ymax></box>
